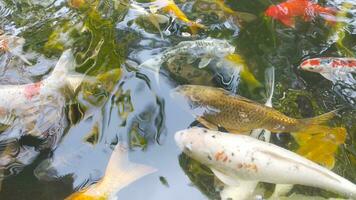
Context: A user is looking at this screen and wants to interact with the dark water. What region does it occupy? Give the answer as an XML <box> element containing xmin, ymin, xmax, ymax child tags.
<box><xmin>0</xmin><ymin>0</ymin><xmax>355</xmax><ymax>199</ymax></box>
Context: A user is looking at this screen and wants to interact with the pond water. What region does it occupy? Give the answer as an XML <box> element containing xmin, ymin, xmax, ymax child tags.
<box><xmin>0</xmin><ymin>0</ymin><xmax>355</xmax><ymax>199</ymax></box>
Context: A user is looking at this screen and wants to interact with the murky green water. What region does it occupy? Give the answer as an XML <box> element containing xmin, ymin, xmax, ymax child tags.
<box><xmin>0</xmin><ymin>0</ymin><xmax>355</xmax><ymax>199</ymax></box>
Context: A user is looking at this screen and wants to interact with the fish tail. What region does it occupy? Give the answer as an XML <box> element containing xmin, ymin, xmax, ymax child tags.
<box><xmin>86</xmin><ymin>144</ymin><xmax>157</xmax><ymax>198</ymax></box>
<box><xmin>48</xmin><ymin>49</ymin><xmax>95</xmax><ymax>92</ymax></box>
<box><xmin>240</xmin><ymin>65</ymin><xmax>262</xmax><ymax>91</ymax></box>
<box><xmin>292</xmin><ymin>125</ymin><xmax>347</xmax><ymax>169</ymax></box>
<box><xmin>297</xmin><ymin>109</ymin><xmax>339</xmax><ymax>130</ymax></box>
<box><xmin>225</xmin><ymin>53</ymin><xmax>262</xmax><ymax>91</ymax></box>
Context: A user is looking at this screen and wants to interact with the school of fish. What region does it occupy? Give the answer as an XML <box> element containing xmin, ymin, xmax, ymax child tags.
<box><xmin>0</xmin><ymin>0</ymin><xmax>355</xmax><ymax>199</ymax></box>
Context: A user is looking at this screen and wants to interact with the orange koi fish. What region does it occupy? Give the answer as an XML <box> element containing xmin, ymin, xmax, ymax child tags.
<box><xmin>265</xmin><ymin>0</ymin><xmax>337</xmax><ymax>28</ymax></box>
<box><xmin>151</xmin><ymin>0</ymin><xmax>205</xmax><ymax>34</ymax></box>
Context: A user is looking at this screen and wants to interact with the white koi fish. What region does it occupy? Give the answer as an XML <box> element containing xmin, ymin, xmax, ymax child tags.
<box><xmin>64</xmin><ymin>143</ymin><xmax>157</xmax><ymax>199</ymax></box>
<box><xmin>175</xmin><ymin>127</ymin><xmax>356</xmax><ymax>200</ymax></box>
<box><xmin>0</xmin><ymin>49</ymin><xmax>87</xmax><ymax>137</ymax></box>
<box><xmin>139</xmin><ymin>37</ymin><xmax>235</xmax><ymax>83</ymax></box>
<box><xmin>299</xmin><ymin>57</ymin><xmax>356</xmax><ymax>83</ymax></box>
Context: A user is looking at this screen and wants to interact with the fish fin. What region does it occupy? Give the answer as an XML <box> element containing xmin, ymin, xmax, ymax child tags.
<box><xmin>197</xmin><ymin>117</ymin><xmax>219</xmax><ymax>131</ymax></box>
<box><xmin>292</xmin><ymin>125</ymin><xmax>346</xmax><ymax>169</ymax></box>
<box><xmin>270</xmin><ymin>184</ymin><xmax>294</xmax><ymax>198</ymax></box>
<box><xmin>320</xmin><ymin>72</ymin><xmax>338</xmax><ymax>82</ymax></box>
<box><xmin>85</xmin><ymin>144</ymin><xmax>157</xmax><ymax>197</ymax></box>
<box><xmin>66</xmin><ymin>72</ymin><xmax>96</xmax><ymax>92</ymax></box>
<box><xmin>198</xmin><ymin>57</ymin><xmax>212</xmax><ymax>68</ymax></box>
<box><xmin>220</xmin><ymin>181</ymin><xmax>258</xmax><ymax>200</ymax></box>
<box><xmin>264</xmin><ymin>67</ymin><xmax>275</xmax><ymax>107</ymax></box>
<box><xmin>211</xmin><ymin>168</ymin><xmax>240</xmax><ymax>186</ymax></box>
<box><xmin>299</xmin><ymin>109</ymin><xmax>339</xmax><ymax>128</ymax></box>
<box><xmin>279</xmin><ymin>17</ymin><xmax>295</xmax><ymax>28</ymax></box>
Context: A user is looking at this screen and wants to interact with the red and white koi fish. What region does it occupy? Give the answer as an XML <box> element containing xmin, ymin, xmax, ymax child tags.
<box><xmin>0</xmin><ymin>49</ymin><xmax>87</xmax><ymax>136</ymax></box>
<box><xmin>65</xmin><ymin>144</ymin><xmax>157</xmax><ymax>200</ymax></box>
<box><xmin>175</xmin><ymin>127</ymin><xmax>356</xmax><ymax>200</ymax></box>
<box><xmin>299</xmin><ymin>57</ymin><xmax>356</xmax><ymax>83</ymax></box>
<box><xmin>265</xmin><ymin>0</ymin><xmax>337</xmax><ymax>28</ymax></box>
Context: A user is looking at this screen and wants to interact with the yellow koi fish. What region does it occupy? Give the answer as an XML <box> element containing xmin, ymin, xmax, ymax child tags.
<box><xmin>65</xmin><ymin>144</ymin><xmax>157</xmax><ymax>200</ymax></box>
<box><xmin>151</xmin><ymin>0</ymin><xmax>205</xmax><ymax>34</ymax></box>
<box><xmin>224</xmin><ymin>53</ymin><xmax>262</xmax><ymax>91</ymax></box>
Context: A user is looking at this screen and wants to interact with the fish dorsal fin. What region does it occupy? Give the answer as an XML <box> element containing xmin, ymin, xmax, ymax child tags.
<box><xmin>85</xmin><ymin>144</ymin><xmax>157</xmax><ymax>197</ymax></box>
<box><xmin>264</xmin><ymin>67</ymin><xmax>275</xmax><ymax>107</ymax></box>
<box><xmin>211</xmin><ymin>168</ymin><xmax>240</xmax><ymax>186</ymax></box>
<box><xmin>220</xmin><ymin>181</ymin><xmax>258</xmax><ymax>200</ymax></box>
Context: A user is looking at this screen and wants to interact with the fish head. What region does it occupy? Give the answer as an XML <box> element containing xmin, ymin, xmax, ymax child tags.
<box><xmin>299</xmin><ymin>58</ymin><xmax>324</xmax><ymax>73</ymax></box>
<box><xmin>175</xmin><ymin>127</ymin><xmax>219</xmax><ymax>165</ymax></box>
<box><xmin>171</xmin><ymin>85</ymin><xmax>224</xmax><ymax>116</ymax></box>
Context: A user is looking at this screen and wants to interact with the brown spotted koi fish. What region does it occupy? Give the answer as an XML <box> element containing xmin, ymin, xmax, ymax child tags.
<box><xmin>171</xmin><ymin>85</ymin><xmax>339</xmax><ymax>134</ymax></box>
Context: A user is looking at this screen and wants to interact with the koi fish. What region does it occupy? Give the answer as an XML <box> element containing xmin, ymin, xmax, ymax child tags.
<box><xmin>175</xmin><ymin>127</ymin><xmax>356</xmax><ymax>199</ymax></box>
<box><xmin>130</xmin><ymin>2</ymin><xmax>169</xmax><ymax>39</ymax></box>
<box><xmin>0</xmin><ymin>34</ymin><xmax>32</xmax><ymax>65</ymax></box>
<box><xmin>0</xmin><ymin>49</ymin><xmax>87</xmax><ymax>137</ymax></box>
<box><xmin>299</xmin><ymin>57</ymin><xmax>356</xmax><ymax>83</ymax></box>
<box><xmin>139</xmin><ymin>38</ymin><xmax>235</xmax><ymax>83</ymax></box>
<box><xmin>151</xmin><ymin>0</ymin><xmax>205</xmax><ymax>34</ymax></box>
<box><xmin>65</xmin><ymin>144</ymin><xmax>157</xmax><ymax>200</ymax></box>
<box><xmin>265</xmin><ymin>0</ymin><xmax>337</xmax><ymax>28</ymax></box>
<box><xmin>171</xmin><ymin>85</ymin><xmax>338</xmax><ymax>134</ymax></box>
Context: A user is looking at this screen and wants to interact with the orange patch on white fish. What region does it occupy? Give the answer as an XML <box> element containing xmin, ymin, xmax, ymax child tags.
<box><xmin>24</xmin><ymin>82</ymin><xmax>43</xmax><ymax>100</ymax></box>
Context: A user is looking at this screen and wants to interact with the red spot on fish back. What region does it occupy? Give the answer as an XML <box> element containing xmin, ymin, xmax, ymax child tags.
<box><xmin>332</xmin><ymin>59</ymin><xmax>342</xmax><ymax>68</ymax></box>
<box><xmin>309</xmin><ymin>59</ymin><xmax>320</xmax><ymax>66</ymax></box>
<box><xmin>349</xmin><ymin>60</ymin><xmax>356</xmax><ymax>67</ymax></box>
<box><xmin>24</xmin><ymin>82</ymin><xmax>42</xmax><ymax>100</ymax></box>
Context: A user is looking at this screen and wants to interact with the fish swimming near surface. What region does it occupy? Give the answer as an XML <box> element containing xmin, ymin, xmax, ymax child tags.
<box><xmin>65</xmin><ymin>143</ymin><xmax>157</xmax><ymax>200</ymax></box>
<box><xmin>130</xmin><ymin>2</ymin><xmax>169</xmax><ymax>39</ymax></box>
<box><xmin>175</xmin><ymin>127</ymin><xmax>356</xmax><ymax>200</ymax></box>
<box><xmin>0</xmin><ymin>49</ymin><xmax>89</xmax><ymax>137</ymax></box>
<box><xmin>171</xmin><ymin>85</ymin><xmax>338</xmax><ymax>134</ymax></box>
<box><xmin>299</xmin><ymin>57</ymin><xmax>356</xmax><ymax>83</ymax></box>
<box><xmin>150</xmin><ymin>0</ymin><xmax>205</xmax><ymax>34</ymax></box>
<box><xmin>139</xmin><ymin>38</ymin><xmax>235</xmax><ymax>82</ymax></box>
<box><xmin>0</xmin><ymin>34</ymin><xmax>32</xmax><ymax>65</ymax></box>
<box><xmin>265</xmin><ymin>0</ymin><xmax>337</xmax><ymax>28</ymax></box>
